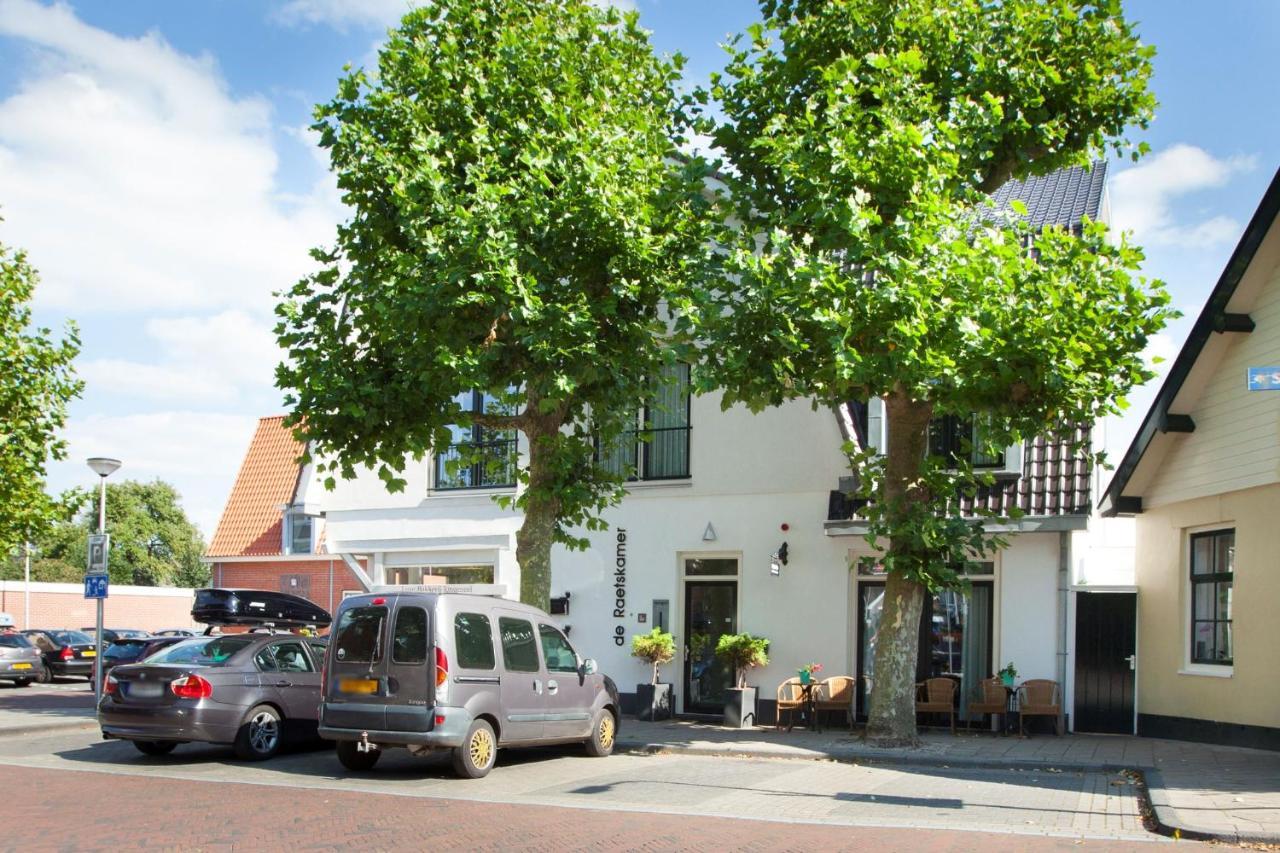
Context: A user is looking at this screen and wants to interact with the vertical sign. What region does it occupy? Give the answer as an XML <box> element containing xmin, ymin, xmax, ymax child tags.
<box><xmin>86</xmin><ymin>533</ymin><xmax>109</xmax><ymax>574</ymax></box>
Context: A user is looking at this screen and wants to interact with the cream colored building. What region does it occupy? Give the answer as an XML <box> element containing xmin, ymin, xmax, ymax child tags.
<box><xmin>1102</xmin><ymin>167</ymin><xmax>1280</xmax><ymax>750</ymax></box>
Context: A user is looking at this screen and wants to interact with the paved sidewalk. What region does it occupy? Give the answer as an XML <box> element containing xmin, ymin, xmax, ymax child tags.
<box><xmin>616</xmin><ymin>718</ymin><xmax>1280</xmax><ymax>844</ymax></box>
<box><xmin>0</xmin><ymin>683</ymin><xmax>97</xmax><ymax>738</ymax></box>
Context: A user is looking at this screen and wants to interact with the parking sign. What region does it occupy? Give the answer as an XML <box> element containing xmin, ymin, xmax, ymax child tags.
<box><xmin>87</xmin><ymin>533</ymin><xmax>110</xmax><ymax>574</ymax></box>
<box><xmin>84</xmin><ymin>574</ymin><xmax>109</xmax><ymax>600</ymax></box>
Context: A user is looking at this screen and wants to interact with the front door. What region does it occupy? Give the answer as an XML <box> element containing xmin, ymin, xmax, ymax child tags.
<box><xmin>495</xmin><ymin>611</ymin><xmax>545</xmax><ymax>743</ymax></box>
<box><xmin>683</xmin><ymin>580</ymin><xmax>736</xmax><ymax>715</ymax></box>
<box><xmin>1074</xmin><ymin>592</ymin><xmax>1136</xmax><ymax>734</ymax></box>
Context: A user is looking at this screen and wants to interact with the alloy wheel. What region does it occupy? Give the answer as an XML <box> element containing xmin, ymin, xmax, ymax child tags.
<box><xmin>249</xmin><ymin>711</ymin><xmax>279</xmax><ymax>755</ymax></box>
<box><xmin>469</xmin><ymin>727</ymin><xmax>494</xmax><ymax>769</ymax></box>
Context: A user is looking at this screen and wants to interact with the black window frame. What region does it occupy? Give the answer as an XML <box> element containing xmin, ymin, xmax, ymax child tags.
<box><xmin>1189</xmin><ymin>529</ymin><xmax>1233</xmax><ymax>666</ymax></box>
<box><xmin>928</xmin><ymin>414</ymin><xmax>1005</xmax><ymax>469</ymax></box>
<box><xmin>596</xmin><ymin>362</ymin><xmax>692</xmax><ymax>482</ymax></box>
<box><xmin>433</xmin><ymin>391</ymin><xmax>517</xmax><ymax>491</ymax></box>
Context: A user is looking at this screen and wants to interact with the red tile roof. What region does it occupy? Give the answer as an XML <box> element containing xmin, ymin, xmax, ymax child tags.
<box><xmin>208</xmin><ymin>416</ymin><xmax>304</xmax><ymax>557</ymax></box>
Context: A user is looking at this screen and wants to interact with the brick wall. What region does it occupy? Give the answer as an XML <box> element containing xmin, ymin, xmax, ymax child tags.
<box><xmin>0</xmin><ymin>582</ymin><xmax>200</xmax><ymax>632</ymax></box>
<box><xmin>210</xmin><ymin>557</ymin><xmax>367</xmax><ymax>617</ymax></box>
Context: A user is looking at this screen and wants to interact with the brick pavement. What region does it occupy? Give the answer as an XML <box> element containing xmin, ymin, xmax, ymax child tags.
<box><xmin>0</xmin><ymin>763</ymin><xmax>1168</xmax><ymax>852</ymax></box>
<box><xmin>616</xmin><ymin>718</ymin><xmax>1280</xmax><ymax>844</ymax></box>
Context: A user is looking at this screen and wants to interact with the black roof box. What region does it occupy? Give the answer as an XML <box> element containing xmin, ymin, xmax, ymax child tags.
<box><xmin>192</xmin><ymin>588</ymin><xmax>331</xmax><ymax>628</ymax></box>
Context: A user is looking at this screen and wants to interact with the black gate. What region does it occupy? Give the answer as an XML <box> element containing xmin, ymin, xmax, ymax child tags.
<box><xmin>1073</xmin><ymin>592</ymin><xmax>1136</xmax><ymax>734</ymax></box>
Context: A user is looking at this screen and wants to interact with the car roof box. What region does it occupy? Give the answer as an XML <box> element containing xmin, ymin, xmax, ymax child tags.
<box><xmin>192</xmin><ymin>588</ymin><xmax>331</xmax><ymax>628</ymax></box>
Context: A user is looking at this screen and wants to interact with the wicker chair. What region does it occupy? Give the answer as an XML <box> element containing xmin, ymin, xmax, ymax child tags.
<box><xmin>1016</xmin><ymin>679</ymin><xmax>1064</xmax><ymax>735</ymax></box>
<box><xmin>813</xmin><ymin>676</ymin><xmax>856</xmax><ymax>731</ymax></box>
<box><xmin>776</xmin><ymin>677</ymin><xmax>807</xmax><ymax>731</ymax></box>
<box><xmin>915</xmin><ymin>677</ymin><xmax>957</xmax><ymax>734</ymax></box>
<box><xmin>967</xmin><ymin>676</ymin><xmax>1008</xmax><ymax>732</ymax></box>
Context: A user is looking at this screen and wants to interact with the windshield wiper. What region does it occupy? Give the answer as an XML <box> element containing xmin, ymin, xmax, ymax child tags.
<box><xmin>368</xmin><ymin>617</ymin><xmax>385</xmax><ymax>673</ymax></box>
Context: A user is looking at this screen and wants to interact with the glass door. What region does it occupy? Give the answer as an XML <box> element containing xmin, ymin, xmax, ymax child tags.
<box><xmin>683</xmin><ymin>580</ymin><xmax>737</xmax><ymax>714</ymax></box>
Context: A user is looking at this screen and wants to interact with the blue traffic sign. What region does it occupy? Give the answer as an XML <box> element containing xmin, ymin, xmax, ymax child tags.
<box><xmin>1247</xmin><ymin>367</ymin><xmax>1280</xmax><ymax>390</ymax></box>
<box><xmin>84</xmin><ymin>574</ymin><xmax>109</xmax><ymax>599</ymax></box>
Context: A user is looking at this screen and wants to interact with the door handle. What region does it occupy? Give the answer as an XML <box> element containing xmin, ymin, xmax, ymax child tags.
<box><xmin>547</xmin><ymin>679</ymin><xmax>559</xmax><ymax>695</ymax></box>
<box><xmin>1124</xmin><ymin>655</ymin><xmax>1136</xmax><ymax>671</ymax></box>
<box><xmin>532</xmin><ymin>679</ymin><xmax>542</xmax><ymax>694</ymax></box>
<box><xmin>275</xmin><ymin>680</ymin><xmax>292</xmax><ymax>687</ymax></box>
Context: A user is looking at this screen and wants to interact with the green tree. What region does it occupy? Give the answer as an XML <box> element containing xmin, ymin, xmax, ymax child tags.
<box><xmin>1</xmin><ymin>481</ymin><xmax>208</xmax><ymax>587</ymax></box>
<box><xmin>277</xmin><ymin>0</ymin><xmax>713</xmax><ymax>608</ymax></box>
<box><xmin>689</xmin><ymin>0</ymin><xmax>1172</xmax><ymax>744</ymax></box>
<box><xmin>0</xmin><ymin>236</ymin><xmax>82</xmax><ymax>555</ymax></box>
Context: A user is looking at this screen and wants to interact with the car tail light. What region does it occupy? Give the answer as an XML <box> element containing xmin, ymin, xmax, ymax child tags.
<box><xmin>435</xmin><ymin>647</ymin><xmax>449</xmax><ymax>687</ymax></box>
<box><xmin>170</xmin><ymin>674</ymin><xmax>213</xmax><ymax>699</ymax></box>
<box><xmin>59</xmin><ymin>646</ymin><xmax>74</xmax><ymax>661</ymax></box>
<box><xmin>104</xmin><ymin>674</ymin><xmax>118</xmax><ymax>695</ymax></box>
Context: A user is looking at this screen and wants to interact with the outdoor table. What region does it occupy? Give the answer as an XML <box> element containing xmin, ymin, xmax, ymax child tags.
<box><xmin>1002</xmin><ymin>683</ymin><xmax>1019</xmax><ymax>735</ymax></box>
<box><xmin>791</xmin><ymin>680</ymin><xmax>822</xmax><ymax>733</ymax></box>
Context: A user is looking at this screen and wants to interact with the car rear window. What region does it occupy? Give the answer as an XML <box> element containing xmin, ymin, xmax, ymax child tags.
<box><xmin>144</xmin><ymin>637</ymin><xmax>254</xmax><ymax>666</ymax></box>
<box><xmin>105</xmin><ymin>640</ymin><xmax>148</xmax><ymax>660</ymax></box>
<box><xmin>392</xmin><ymin>607</ymin><xmax>427</xmax><ymax>665</ymax></box>
<box><xmin>454</xmin><ymin>613</ymin><xmax>495</xmax><ymax>670</ymax></box>
<box><xmin>333</xmin><ymin>606</ymin><xmax>387</xmax><ymax>664</ymax></box>
<box><xmin>53</xmin><ymin>630</ymin><xmax>93</xmax><ymax>645</ymax></box>
<box><xmin>0</xmin><ymin>634</ymin><xmax>32</xmax><ymax>648</ymax></box>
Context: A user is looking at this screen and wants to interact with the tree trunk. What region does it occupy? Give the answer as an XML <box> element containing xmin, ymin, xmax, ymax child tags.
<box><xmin>515</xmin><ymin>399</ymin><xmax>564</xmax><ymax>609</ymax></box>
<box><xmin>865</xmin><ymin>388</ymin><xmax>934</xmax><ymax>746</ymax></box>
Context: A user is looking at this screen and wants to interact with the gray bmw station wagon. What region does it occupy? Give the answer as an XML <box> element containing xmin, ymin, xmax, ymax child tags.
<box><xmin>320</xmin><ymin>589</ymin><xmax>619</xmax><ymax>778</ymax></box>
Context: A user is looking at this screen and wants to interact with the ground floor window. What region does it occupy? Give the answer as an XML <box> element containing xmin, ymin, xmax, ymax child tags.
<box><xmin>1189</xmin><ymin>529</ymin><xmax>1233</xmax><ymax>666</ymax></box>
<box><xmin>857</xmin><ymin>581</ymin><xmax>993</xmax><ymax>720</ymax></box>
<box><xmin>388</xmin><ymin>565</ymin><xmax>494</xmax><ymax>585</ymax></box>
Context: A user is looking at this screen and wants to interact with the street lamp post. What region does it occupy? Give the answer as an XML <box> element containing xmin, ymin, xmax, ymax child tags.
<box><xmin>86</xmin><ymin>457</ymin><xmax>121</xmax><ymax>704</ymax></box>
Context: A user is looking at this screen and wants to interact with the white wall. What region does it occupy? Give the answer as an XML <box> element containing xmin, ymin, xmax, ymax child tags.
<box><xmin>998</xmin><ymin>533</ymin><xmax>1061</xmax><ymax>683</ymax></box>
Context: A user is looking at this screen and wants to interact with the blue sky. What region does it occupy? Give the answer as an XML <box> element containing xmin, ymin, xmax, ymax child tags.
<box><xmin>1</xmin><ymin>0</ymin><xmax>1276</xmax><ymax>536</ymax></box>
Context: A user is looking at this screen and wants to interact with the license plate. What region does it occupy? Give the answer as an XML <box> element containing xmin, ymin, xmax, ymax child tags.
<box><xmin>126</xmin><ymin>681</ymin><xmax>163</xmax><ymax>698</ymax></box>
<box><xmin>339</xmin><ymin>677</ymin><xmax>379</xmax><ymax>695</ymax></box>
<box><xmin>82</xmin><ymin>650</ymin><xmax>96</xmax><ymax>657</ymax></box>
<box><xmin>12</xmin><ymin>663</ymin><xmax>31</xmax><ymax>670</ymax></box>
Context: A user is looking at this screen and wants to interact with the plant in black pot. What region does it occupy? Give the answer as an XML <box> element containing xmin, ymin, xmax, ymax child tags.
<box><xmin>714</xmin><ymin>632</ymin><xmax>769</xmax><ymax>728</ymax></box>
<box><xmin>630</xmin><ymin>627</ymin><xmax>676</xmax><ymax>721</ymax></box>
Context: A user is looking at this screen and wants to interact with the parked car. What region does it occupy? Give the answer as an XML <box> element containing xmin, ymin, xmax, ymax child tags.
<box><xmin>22</xmin><ymin>629</ymin><xmax>97</xmax><ymax>682</ymax></box>
<box><xmin>99</xmin><ymin>589</ymin><xmax>331</xmax><ymax>761</ymax></box>
<box><xmin>81</xmin><ymin>628</ymin><xmax>150</xmax><ymax>643</ymax></box>
<box><xmin>92</xmin><ymin>636</ymin><xmax>186</xmax><ymax>689</ymax></box>
<box><xmin>0</xmin><ymin>633</ymin><xmax>44</xmax><ymax>686</ymax></box>
<box><xmin>320</xmin><ymin>590</ymin><xmax>618</xmax><ymax>779</ymax></box>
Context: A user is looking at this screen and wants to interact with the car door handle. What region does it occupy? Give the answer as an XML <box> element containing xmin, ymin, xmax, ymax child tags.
<box><xmin>547</xmin><ymin>679</ymin><xmax>559</xmax><ymax>695</ymax></box>
<box><xmin>275</xmin><ymin>680</ymin><xmax>292</xmax><ymax>688</ymax></box>
<box><xmin>532</xmin><ymin>679</ymin><xmax>542</xmax><ymax>694</ymax></box>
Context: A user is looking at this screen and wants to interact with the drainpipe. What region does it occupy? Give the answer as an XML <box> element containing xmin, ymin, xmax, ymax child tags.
<box><xmin>1057</xmin><ymin>531</ymin><xmax>1070</xmax><ymax>733</ymax></box>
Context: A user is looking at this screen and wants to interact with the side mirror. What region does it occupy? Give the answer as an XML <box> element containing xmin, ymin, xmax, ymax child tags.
<box><xmin>581</xmin><ymin>658</ymin><xmax>598</xmax><ymax>675</ymax></box>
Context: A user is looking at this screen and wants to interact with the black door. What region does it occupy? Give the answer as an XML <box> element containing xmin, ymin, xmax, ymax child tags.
<box><xmin>683</xmin><ymin>581</ymin><xmax>736</xmax><ymax>715</ymax></box>
<box><xmin>1074</xmin><ymin>592</ymin><xmax>1136</xmax><ymax>734</ymax></box>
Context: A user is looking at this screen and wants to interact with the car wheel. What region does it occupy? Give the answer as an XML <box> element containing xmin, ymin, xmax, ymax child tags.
<box><xmin>584</xmin><ymin>707</ymin><xmax>616</xmax><ymax>758</ymax></box>
<box><xmin>14</xmin><ymin>679</ymin><xmax>31</xmax><ymax>688</ymax></box>
<box><xmin>451</xmin><ymin>718</ymin><xmax>497</xmax><ymax>779</ymax></box>
<box><xmin>233</xmin><ymin>705</ymin><xmax>282</xmax><ymax>761</ymax></box>
<box><xmin>336</xmin><ymin>740</ymin><xmax>381</xmax><ymax>772</ymax></box>
<box><xmin>37</xmin><ymin>667</ymin><xmax>52</xmax><ymax>684</ymax></box>
<box><xmin>133</xmin><ymin>740</ymin><xmax>177</xmax><ymax>757</ymax></box>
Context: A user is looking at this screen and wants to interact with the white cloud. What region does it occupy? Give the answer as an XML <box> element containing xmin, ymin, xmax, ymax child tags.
<box><xmin>47</xmin><ymin>411</ymin><xmax>261</xmax><ymax>537</ymax></box>
<box><xmin>0</xmin><ymin>0</ymin><xmax>342</xmax><ymax>314</ymax></box>
<box><xmin>1109</xmin><ymin>144</ymin><xmax>1257</xmax><ymax>249</ymax></box>
<box><xmin>78</xmin><ymin>310</ymin><xmax>282</xmax><ymax>404</ymax></box>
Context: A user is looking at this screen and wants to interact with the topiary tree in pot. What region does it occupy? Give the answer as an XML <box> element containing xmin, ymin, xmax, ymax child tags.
<box><xmin>714</xmin><ymin>633</ymin><xmax>769</xmax><ymax>728</ymax></box>
<box><xmin>630</xmin><ymin>628</ymin><xmax>676</xmax><ymax>721</ymax></box>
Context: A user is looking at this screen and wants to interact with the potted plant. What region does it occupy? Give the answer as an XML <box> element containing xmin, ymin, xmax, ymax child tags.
<box><xmin>630</xmin><ymin>627</ymin><xmax>676</xmax><ymax>721</ymax></box>
<box><xmin>998</xmin><ymin>662</ymin><xmax>1018</xmax><ymax>687</ymax></box>
<box><xmin>714</xmin><ymin>632</ymin><xmax>769</xmax><ymax>728</ymax></box>
<box><xmin>798</xmin><ymin>662</ymin><xmax>823</xmax><ymax>685</ymax></box>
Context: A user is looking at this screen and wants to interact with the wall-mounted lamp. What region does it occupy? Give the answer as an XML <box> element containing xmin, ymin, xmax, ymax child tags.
<box><xmin>550</xmin><ymin>590</ymin><xmax>571</xmax><ymax>616</ymax></box>
<box><xmin>769</xmin><ymin>541</ymin><xmax>789</xmax><ymax>577</ymax></box>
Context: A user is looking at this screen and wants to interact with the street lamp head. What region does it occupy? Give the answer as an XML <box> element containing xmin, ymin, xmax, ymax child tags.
<box><xmin>86</xmin><ymin>457</ymin><xmax>122</xmax><ymax>478</ymax></box>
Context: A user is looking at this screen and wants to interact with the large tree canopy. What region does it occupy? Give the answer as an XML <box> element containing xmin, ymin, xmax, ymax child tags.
<box><xmin>686</xmin><ymin>0</ymin><xmax>1172</xmax><ymax>743</ymax></box>
<box><xmin>0</xmin><ymin>235</ymin><xmax>82</xmax><ymax>556</ymax></box>
<box><xmin>277</xmin><ymin>0</ymin><xmax>714</xmax><ymax>607</ymax></box>
<box><xmin>2</xmin><ymin>480</ymin><xmax>207</xmax><ymax>588</ymax></box>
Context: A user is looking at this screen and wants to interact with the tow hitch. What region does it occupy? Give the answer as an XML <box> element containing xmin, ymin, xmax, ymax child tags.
<box><xmin>357</xmin><ymin>731</ymin><xmax>378</xmax><ymax>754</ymax></box>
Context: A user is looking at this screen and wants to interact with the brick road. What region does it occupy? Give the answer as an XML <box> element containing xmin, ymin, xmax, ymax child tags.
<box><xmin>0</xmin><ymin>762</ymin><xmax>1170</xmax><ymax>852</ymax></box>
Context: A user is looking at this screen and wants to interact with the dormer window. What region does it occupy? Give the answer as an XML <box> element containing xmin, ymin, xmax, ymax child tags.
<box><xmin>928</xmin><ymin>414</ymin><xmax>1005</xmax><ymax>468</ymax></box>
<box><xmin>283</xmin><ymin>506</ymin><xmax>313</xmax><ymax>555</ymax></box>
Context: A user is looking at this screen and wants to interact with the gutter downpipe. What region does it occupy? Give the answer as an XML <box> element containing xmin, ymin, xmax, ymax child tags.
<box><xmin>340</xmin><ymin>552</ymin><xmax>374</xmax><ymax>592</ymax></box>
<box><xmin>1058</xmin><ymin>531</ymin><xmax>1070</xmax><ymax>733</ymax></box>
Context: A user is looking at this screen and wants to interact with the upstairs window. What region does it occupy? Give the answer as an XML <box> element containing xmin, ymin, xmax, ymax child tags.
<box><xmin>597</xmin><ymin>363</ymin><xmax>691</xmax><ymax>481</ymax></box>
<box><xmin>283</xmin><ymin>507</ymin><xmax>312</xmax><ymax>555</ymax></box>
<box><xmin>434</xmin><ymin>390</ymin><xmax>517</xmax><ymax>490</ymax></box>
<box><xmin>1190</xmin><ymin>529</ymin><xmax>1233</xmax><ymax>666</ymax></box>
<box><xmin>928</xmin><ymin>414</ymin><xmax>1005</xmax><ymax>468</ymax></box>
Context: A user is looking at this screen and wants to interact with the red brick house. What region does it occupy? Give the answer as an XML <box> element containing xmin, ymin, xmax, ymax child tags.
<box><xmin>205</xmin><ymin>416</ymin><xmax>367</xmax><ymax>618</ymax></box>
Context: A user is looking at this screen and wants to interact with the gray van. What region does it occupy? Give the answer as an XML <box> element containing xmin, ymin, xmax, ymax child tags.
<box><xmin>319</xmin><ymin>589</ymin><xmax>620</xmax><ymax>778</ymax></box>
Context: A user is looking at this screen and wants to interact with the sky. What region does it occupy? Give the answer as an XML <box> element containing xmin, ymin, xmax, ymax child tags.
<box><xmin>1</xmin><ymin>0</ymin><xmax>1277</xmax><ymax>538</ymax></box>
